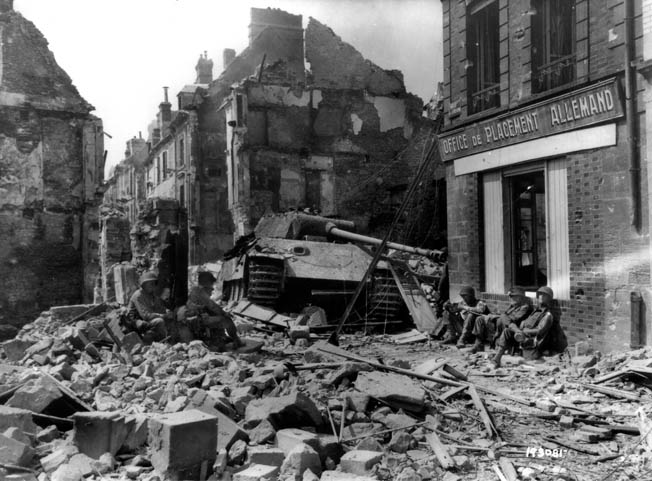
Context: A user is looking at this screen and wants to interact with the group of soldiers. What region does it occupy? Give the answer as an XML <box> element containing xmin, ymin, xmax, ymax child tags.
<box><xmin>122</xmin><ymin>266</ymin><xmax>567</xmax><ymax>366</ymax></box>
<box><xmin>437</xmin><ymin>285</ymin><xmax>567</xmax><ymax>368</ymax></box>
<box><xmin>124</xmin><ymin>271</ymin><xmax>244</xmax><ymax>350</ymax></box>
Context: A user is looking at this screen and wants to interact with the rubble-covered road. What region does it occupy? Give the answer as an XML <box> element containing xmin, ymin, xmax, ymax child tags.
<box><xmin>1</xmin><ymin>307</ymin><xmax>651</xmax><ymax>481</ymax></box>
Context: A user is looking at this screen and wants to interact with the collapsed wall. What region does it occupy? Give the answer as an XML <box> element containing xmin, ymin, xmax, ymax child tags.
<box><xmin>226</xmin><ymin>17</ymin><xmax>442</xmax><ymax>239</ymax></box>
<box><xmin>0</xmin><ymin>1</ymin><xmax>104</xmax><ymax>331</ymax></box>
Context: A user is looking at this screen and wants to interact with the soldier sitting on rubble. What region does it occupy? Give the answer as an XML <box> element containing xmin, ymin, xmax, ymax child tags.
<box><xmin>176</xmin><ymin>271</ymin><xmax>244</xmax><ymax>349</ymax></box>
<box><xmin>492</xmin><ymin>286</ymin><xmax>568</xmax><ymax>368</ymax></box>
<box><xmin>441</xmin><ymin>285</ymin><xmax>489</xmax><ymax>346</ymax></box>
<box><xmin>125</xmin><ymin>272</ymin><xmax>172</xmax><ymax>343</ymax></box>
<box><xmin>469</xmin><ymin>287</ymin><xmax>532</xmax><ymax>354</ymax></box>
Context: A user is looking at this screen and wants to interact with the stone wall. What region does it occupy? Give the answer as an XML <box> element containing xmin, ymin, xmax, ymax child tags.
<box><xmin>0</xmin><ymin>6</ymin><xmax>104</xmax><ymax>327</ymax></box>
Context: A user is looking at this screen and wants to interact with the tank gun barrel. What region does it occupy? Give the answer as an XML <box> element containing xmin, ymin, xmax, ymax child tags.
<box><xmin>326</xmin><ymin>223</ymin><xmax>443</xmax><ymax>259</ymax></box>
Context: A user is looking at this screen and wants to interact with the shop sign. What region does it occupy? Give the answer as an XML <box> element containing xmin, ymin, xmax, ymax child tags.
<box><xmin>440</xmin><ymin>78</ymin><xmax>624</xmax><ymax>162</ymax></box>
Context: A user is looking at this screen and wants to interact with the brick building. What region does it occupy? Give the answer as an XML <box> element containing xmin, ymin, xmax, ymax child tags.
<box><xmin>440</xmin><ymin>0</ymin><xmax>648</xmax><ymax>352</ymax></box>
<box><xmin>0</xmin><ymin>0</ymin><xmax>104</xmax><ymax>331</ymax></box>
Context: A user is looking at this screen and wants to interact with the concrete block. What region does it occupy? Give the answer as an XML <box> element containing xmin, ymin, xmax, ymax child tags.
<box><xmin>4</xmin><ymin>426</ymin><xmax>31</xmax><ymax>446</ymax></box>
<box><xmin>535</xmin><ymin>400</ymin><xmax>557</xmax><ymax>412</ymax></box>
<box><xmin>245</xmin><ymin>392</ymin><xmax>323</xmax><ymax>430</ymax></box>
<box><xmin>340</xmin><ymin>450</ymin><xmax>383</xmax><ymax>475</ymax></box>
<box><xmin>234</xmin><ymin>464</ymin><xmax>280</xmax><ymax>481</ymax></box>
<box><xmin>67</xmin><ymin>453</ymin><xmax>95</xmax><ymax>477</ymax></box>
<box><xmin>7</xmin><ymin>376</ymin><xmax>63</xmax><ymax>413</ymax></box>
<box><xmin>72</xmin><ymin>411</ymin><xmax>129</xmax><ymax>459</ymax></box>
<box><xmin>51</xmin><ymin>362</ymin><xmax>75</xmax><ymax>381</ymax></box>
<box><xmin>215</xmin><ymin>410</ymin><xmax>249</xmax><ymax>451</ymax></box>
<box><xmin>275</xmin><ymin>428</ymin><xmax>320</xmax><ymax>454</ymax></box>
<box><xmin>40</xmin><ymin>444</ymin><xmax>79</xmax><ymax>472</ymax></box>
<box><xmin>0</xmin><ymin>433</ymin><xmax>34</xmax><ymax>467</ymax></box>
<box><xmin>2</xmin><ymin>339</ymin><xmax>34</xmax><ymax>362</ymax></box>
<box><xmin>248</xmin><ymin>445</ymin><xmax>285</xmax><ymax>467</ymax></box>
<box><xmin>560</xmin><ymin>416</ymin><xmax>574</xmax><ymax>428</ymax></box>
<box><xmin>316</xmin><ymin>434</ymin><xmax>342</xmax><ymax>463</ymax></box>
<box><xmin>289</xmin><ymin>325</ymin><xmax>311</xmax><ymax>341</ymax></box>
<box><xmin>249</xmin><ymin>418</ymin><xmax>276</xmax><ymax>445</ymax></box>
<box><xmin>280</xmin><ymin>443</ymin><xmax>322</xmax><ymax>479</ymax></box>
<box><xmin>320</xmin><ymin>471</ymin><xmax>377</xmax><ymax>481</ymax></box>
<box><xmin>148</xmin><ymin>409</ymin><xmax>218</xmax><ymax>480</ymax></box>
<box><xmin>50</xmin><ymin>464</ymin><xmax>83</xmax><ymax>481</ymax></box>
<box><xmin>345</xmin><ymin>392</ymin><xmax>370</xmax><ymax>412</ymax></box>
<box><xmin>123</xmin><ymin>414</ymin><xmax>149</xmax><ymax>451</ymax></box>
<box><xmin>354</xmin><ymin>371</ymin><xmax>425</xmax><ymax>412</ymax></box>
<box><xmin>0</xmin><ymin>405</ymin><xmax>38</xmax><ymax>434</ymax></box>
<box><xmin>36</xmin><ymin>425</ymin><xmax>60</xmax><ymax>443</ymax></box>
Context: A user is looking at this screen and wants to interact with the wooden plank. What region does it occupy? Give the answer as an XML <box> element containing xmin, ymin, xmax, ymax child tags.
<box><xmin>593</xmin><ymin>369</ymin><xmax>628</xmax><ymax>384</ymax></box>
<box><xmin>426</xmin><ymin>431</ymin><xmax>455</xmax><ymax>469</ymax></box>
<box><xmin>391</xmin><ymin>329</ymin><xmax>429</xmax><ymax>344</ymax></box>
<box><xmin>541</xmin><ymin>436</ymin><xmax>600</xmax><ymax>455</ymax></box>
<box><xmin>581</xmin><ymin>383</ymin><xmax>640</xmax><ymax>401</ymax></box>
<box><xmin>314</xmin><ymin>341</ymin><xmax>462</xmax><ymax>388</ymax></box>
<box><xmin>498</xmin><ymin>458</ymin><xmax>518</xmax><ymax>481</ymax></box>
<box><xmin>442</xmin><ymin>364</ymin><xmax>468</xmax><ymax>382</ymax></box>
<box><xmin>389</xmin><ymin>264</ymin><xmax>438</xmax><ymax>333</ymax></box>
<box><xmin>492</xmin><ymin>465</ymin><xmax>509</xmax><ymax>481</ymax></box>
<box><xmin>468</xmin><ymin>385</ymin><xmax>499</xmax><ymax>439</ymax></box>
<box><xmin>440</xmin><ymin>385</ymin><xmax>468</xmax><ymax>401</ymax></box>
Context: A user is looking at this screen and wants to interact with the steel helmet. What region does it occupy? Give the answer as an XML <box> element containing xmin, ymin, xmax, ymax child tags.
<box><xmin>139</xmin><ymin>271</ymin><xmax>158</xmax><ymax>287</ymax></box>
<box><xmin>536</xmin><ymin>286</ymin><xmax>554</xmax><ymax>298</ymax></box>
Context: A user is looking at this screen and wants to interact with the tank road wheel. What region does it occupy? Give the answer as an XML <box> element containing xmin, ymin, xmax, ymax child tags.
<box><xmin>247</xmin><ymin>258</ymin><xmax>284</xmax><ymax>307</ymax></box>
<box><xmin>224</xmin><ymin>279</ymin><xmax>246</xmax><ymax>303</ymax></box>
<box><xmin>367</xmin><ymin>269</ymin><xmax>403</xmax><ymax>323</ymax></box>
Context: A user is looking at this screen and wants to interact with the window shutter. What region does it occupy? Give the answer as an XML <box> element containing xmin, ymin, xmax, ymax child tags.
<box><xmin>483</xmin><ymin>171</ymin><xmax>505</xmax><ymax>293</ymax></box>
<box><xmin>546</xmin><ymin>159</ymin><xmax>570</xmax><ymax>299</ymax></box>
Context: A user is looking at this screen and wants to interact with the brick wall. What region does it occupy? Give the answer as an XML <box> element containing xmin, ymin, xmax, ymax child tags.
<box><xmin>441</xmin><ymin>0</ymin><xmax>650</xmax><ymax>352</ymax></box>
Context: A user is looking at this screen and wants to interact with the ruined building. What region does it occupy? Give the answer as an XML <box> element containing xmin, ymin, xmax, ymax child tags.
<box><xmin>222</xmin><ymin>11</ymin><xmax>435</xmax><ymax>239</ymax></box>
<box><xmin>101</xmin><ymin>7</ymin><xmax>442</xmax><ymax>305</ymax></box>
<box><xmin>440</xmin><ymin>0</ymin><xmax>648</xmax><ymax>352</ymax></box>
<box><xmin>0</xmin><ymin>0</ymin><xmax>104</xmax><ymax>332</ymax></box>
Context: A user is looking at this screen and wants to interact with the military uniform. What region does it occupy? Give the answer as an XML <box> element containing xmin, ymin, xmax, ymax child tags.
<box><xmin>176</xmin><ymin>272</ymin><xmax>243</xmax><ymax>348</ymax></box>
<box><xmin>492</xmin><ymin>286</ymin><xmax>567</xmax><ymax>367</ymax></box>
<box><xmin>126</xmin><ymin>272</ymin><xmax>169</xmax><ymax>343</ymax></box>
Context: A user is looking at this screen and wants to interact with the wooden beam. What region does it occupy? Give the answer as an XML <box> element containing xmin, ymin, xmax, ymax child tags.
<box><xmin>426</xmin><ymin>431</ymin><xmax>455</xmax><ymax>469</ymax></box>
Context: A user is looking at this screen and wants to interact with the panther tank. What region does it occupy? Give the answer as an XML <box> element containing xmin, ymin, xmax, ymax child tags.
<box><xmin>220</xmin><ymin>212</ymin><xmax>443</xmax><ymax>324</ymax></box>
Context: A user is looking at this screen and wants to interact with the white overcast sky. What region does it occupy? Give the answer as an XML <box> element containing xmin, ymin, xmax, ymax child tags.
<box><xmin>13</xmin><ymin>0</ymin><xmax>442</xmax><ymax>175</ymax></box>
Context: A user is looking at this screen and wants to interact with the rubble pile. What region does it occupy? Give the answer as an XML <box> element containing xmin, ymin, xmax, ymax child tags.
<box><xmin>1</xmin><ymin>306</ymin><xmax>652</xmax><ymax>480</ymax></box>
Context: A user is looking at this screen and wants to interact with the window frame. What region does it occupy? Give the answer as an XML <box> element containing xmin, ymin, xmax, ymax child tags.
<box><xmin>466</xmin><ymin>0</ymin><xmax>501</xmax><ymax>115</ymax></box>
<box><xmin>531</xmin><ymin>0</ymin><xmax>577</xmax><ymax>94</ymax></box>
<box><xmin>504</xmin><ymin>167</ymin><xmax>548</xmax><ymax>291</ymax></box>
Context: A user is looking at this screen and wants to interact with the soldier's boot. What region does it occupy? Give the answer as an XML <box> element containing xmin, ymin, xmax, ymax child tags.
<box><xmin>470</xmin><ymin>340</ymin><xmax>485</xmax><ymax>354</ymax></box>
<box><xmin>491</xmin><ymin>347</ymin><xmax>506</xmax><ymax>369</ymax></box>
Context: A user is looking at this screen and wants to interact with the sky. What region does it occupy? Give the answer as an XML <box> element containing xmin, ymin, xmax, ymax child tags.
<box><xmin>13</xmin><ymin>0</ymin><xmax>442</xmax><ymax>175</ymax></box>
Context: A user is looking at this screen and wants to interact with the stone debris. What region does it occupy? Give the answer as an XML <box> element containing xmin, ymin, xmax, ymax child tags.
<box><xmin>0</xmin><ymin>306</ymin><xmax>651</xmax><ymax>480</ymax></box>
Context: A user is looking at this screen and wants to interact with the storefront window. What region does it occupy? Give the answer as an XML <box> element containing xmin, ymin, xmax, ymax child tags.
<box><xmin>509</xmin><ymin>171</ymin><xmax>547</xmax><ymax>289</ymax></box>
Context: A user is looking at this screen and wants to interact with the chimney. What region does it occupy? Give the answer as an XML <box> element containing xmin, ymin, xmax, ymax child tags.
<box><xmin>195</xmin><ymin>51</ymin><xmax>214</xmax><ymax>84</ymax></box>
<box><xmin>248</xmin><ymin>7</ymin><xmax>302</xmax><ymax>46</ymax></box>
<box><xmin>158</xmin><ymin>86</ymin><xmax>172</xmax><ymax>133</ymax></box>
<box><xmin>223</xmin><ymin>48</ymin><xmax>236</xmax><ymax>70</ymax></box>
<box><xmin>0</xmin><ymin>0</ymin><xmax>13</xmax><ymax>13</ymax></box>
